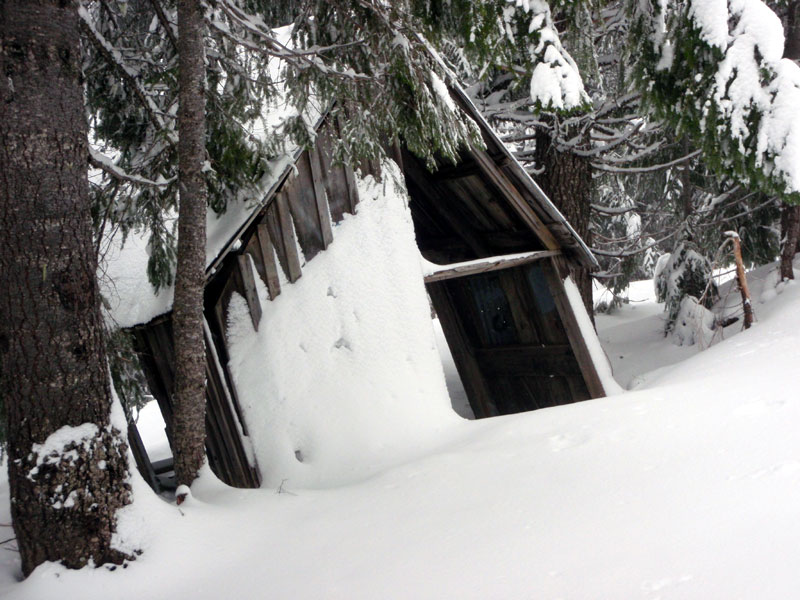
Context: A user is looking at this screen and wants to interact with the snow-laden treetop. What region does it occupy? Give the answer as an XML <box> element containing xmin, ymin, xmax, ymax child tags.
<box><xmin>632</xmin><ymin>0</ymin><xmax>800</xmax><ymax>202</ymax></box>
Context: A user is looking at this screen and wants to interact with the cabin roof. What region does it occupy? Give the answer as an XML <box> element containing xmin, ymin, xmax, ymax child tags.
<box><xmin>101</xmin><ymin>79</ymin><xmax>596</xmax><ymax>330</ymax></box>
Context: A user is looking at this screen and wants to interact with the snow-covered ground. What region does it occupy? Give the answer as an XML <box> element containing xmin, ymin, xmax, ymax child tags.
<box><xmin>2</xmin><ymin>260</ymin><xmax>800</xmax><ymax>599</ymax></box>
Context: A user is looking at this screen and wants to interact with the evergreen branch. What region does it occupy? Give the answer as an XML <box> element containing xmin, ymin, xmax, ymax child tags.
<box><xmin>212</xmin><ymin>0</ymin><xmax>369</xmax><ymax>80</ymax></box>
<box><xmin>591</xmin><ymin>149</ymin><xmax>701</xmax><ymax>173</ymax></box>
<box><xmin>89</xmin><ymin>147</ymin><xmax>175</xmax><ymax>188</ymax></box>
<box><xmin>78</xmin><ymin>6</ymin><xmax>177</xmax><ymax>142</ymax></box>
<box><xmin>148</xmin><ymin>0</ymin><xmax>178</xmax><ymax>50</ymax></box>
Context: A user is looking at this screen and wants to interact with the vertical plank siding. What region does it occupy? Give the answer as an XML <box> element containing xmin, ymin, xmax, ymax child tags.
<box><xmin>130</xmin><ymin>113</ymin><xmax>359</xmax><ymax>490</ymax></box>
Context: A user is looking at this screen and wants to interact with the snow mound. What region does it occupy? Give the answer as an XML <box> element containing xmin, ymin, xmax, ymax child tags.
<box><xmin>225</xmin><ymin>163</ymin><xmax>460</xmax><ymax>488</ymax></box>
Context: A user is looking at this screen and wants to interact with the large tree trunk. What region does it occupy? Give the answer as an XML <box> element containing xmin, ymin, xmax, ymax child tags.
<box><xmin>0</xmin><ymin>0</ymin><xmax>132</xmax><ymax>576</ymax></box>
<box><xmin>534</xmin><ymin>128</ymin><xmax>595</xmax><ymax>322</ymax></box>
<box><xmin>172</xmin><ymin>0</ymin><xmax>209</xmax><ymax>487</ymax></box>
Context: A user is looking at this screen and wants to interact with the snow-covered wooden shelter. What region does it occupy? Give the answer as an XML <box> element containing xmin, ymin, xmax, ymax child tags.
<box><xmin>107</xmin><ymin>85</ymin><xmax>611</xmax><ymax>491</ymax></box>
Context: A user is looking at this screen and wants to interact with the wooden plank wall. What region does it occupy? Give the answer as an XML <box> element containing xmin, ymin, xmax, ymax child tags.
<box><xmin>130</xmin><ymin>115</ymin><xmax>369</xmax><ymax>490</ymax></box>
<box><xmin>130</xmin><ymin>317</ymin><xmax>260</xmax><ymax>488</ymax></box>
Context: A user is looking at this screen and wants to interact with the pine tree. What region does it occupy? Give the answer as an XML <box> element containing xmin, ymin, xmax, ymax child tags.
<box><xmin>172</xmin><ymin>0</ymin><xmax>209</xmax><ymax>487</ymax></box>
<box><xmin>630</xmin><ymin>0</ymin><xmax>800</xmax><ymax>280</ymax></box>
<box><xmin>0</xmin><ymin>0</ymin><xmax>133</xmax><ymax>575</ymax></box>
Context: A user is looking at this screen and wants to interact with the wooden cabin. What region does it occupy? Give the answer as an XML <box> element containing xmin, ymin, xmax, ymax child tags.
<box><xmin>123</xmin><ymin>86</ymin><xmax>609</xmax><ymax>492</ymax></box>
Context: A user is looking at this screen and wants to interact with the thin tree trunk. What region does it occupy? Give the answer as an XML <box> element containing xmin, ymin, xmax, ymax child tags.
<box><xmin>785</xmin><ymin>0</ymin><xmax>800</xmax><ymax>62</ymax></box>
<box><xmin>172</xmin><ymin>0</ymin><xmax>209</xmax><ymax>487</ymax></box>
<box><xmin>534</xmin><ymin>128</ymin><xmax>595</xmax><ymax>323</ymax></box>
<box><xmin>0</xmin><ymin>0</ymin><xmax>132</xmax><ymax>575</ymax></box>
<box><xmin>779</xmin><ymin>3</ymin><xmax>800</xmax><ymax>281</ymax></box>
<box><xmin>780</xmin><ymin>203</ymin><xmax>800</xmax><ymax>280</ymax></box>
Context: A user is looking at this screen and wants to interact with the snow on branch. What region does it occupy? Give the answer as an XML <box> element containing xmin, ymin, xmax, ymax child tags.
<box><xmin>89</xmin><ymin>147</ymin><xmax>174</xmax><ymax>188</ymax></box>
<box><xmin>78</xmin><ymin>6</ymin><xmax>175</xmax><ymax>141</ymax></box>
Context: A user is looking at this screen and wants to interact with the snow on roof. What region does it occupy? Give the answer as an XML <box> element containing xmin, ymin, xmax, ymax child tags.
<box><xmin>99</xmin><ymin>25</ymin><xmax>325</xmax><ymax>329</ymax></box>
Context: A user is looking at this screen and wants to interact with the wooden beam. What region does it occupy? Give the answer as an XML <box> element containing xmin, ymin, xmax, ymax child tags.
<box><xmin>308</xmin><ymin>146</ymin><xmax>334</xmax><ymax>248</ymax></box>
<box><xmin>255</xmin><ymin>223</ymin><xmax>281</xmax><ymax>300</ymax></box>
<box><xmin>427</xmin><ymin>282</ymin><xmax>498</xmax><ymax>418</ymax></box>
<box><xmin>541</xmin><ymin>259</ymin><xmax>606</xmax><ymax>398</ymax></box>
<box><xmin>203</xmin><ymin>318</ymin><xmax>261</xmax><ymax>488</ymax></box>
<box><xmin>475</xmin><ymin>345</ymin><xmax>582</xmax><ymax>378</ymax></box>
<box><xmin>237</xmin><ymin>254</ymin><xmax>262</xmax><ymax>331</ymax></box>
<box><xmin>469</xmin><ymin>147</ymin><xmax>560</xmax><ymax>251</ymax></box>
<box><xmin>423</xmin><ymin>250</ymin><xmax>561</xmax><ymax>283</ymax></box>
<box><xmin>275</xmin><ymin>191</ymin><xmax>303</xmax><ymax>283</ymax></box>
<box><xmin>402</xmin><ymin>150</ymin><xmax>490</xmax><ymax>257</ymax></box>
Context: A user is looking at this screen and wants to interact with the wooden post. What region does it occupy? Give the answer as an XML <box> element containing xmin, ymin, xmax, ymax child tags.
<box><xmin>725</xmin><ymin>232</ymin><xmax>754</xmax><ymax>329</ymax></box>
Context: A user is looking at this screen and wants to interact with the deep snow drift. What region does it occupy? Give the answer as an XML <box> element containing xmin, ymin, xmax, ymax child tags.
<box><xmin>3</xmin><ymin>257</ymin><xmax>800</xmax><ymax>597</ymax></box>
<box><xmin>225</xmin><ymin>168</ymin><xmax>460</xmax><ymax>488</ymax></box>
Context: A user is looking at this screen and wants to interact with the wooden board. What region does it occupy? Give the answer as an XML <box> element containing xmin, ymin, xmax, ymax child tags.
<box><xmin>285</xmin><ymin>152</ymin><xmax>326</xmax><ymax>260</ymax></box>
<box><xmin>430</xmin><ymin>263</ymin><xmax>593</xmax><ymax>418</ymax></box>
<box><xmin>307</xmin><ymin>143</ymin><xmax>334</xmax><ymax>248</ymax></box>
<box><xmin>237</xmin><ymin>254</ymin><xmax>262</xmax><ymax>330</ymax></box>
<box><xmin>427</xmin><ymin>282</ymin><xmax>498</xmax><ymax>418</ymax></box>
<box><xmin>255</xmin><ymin>222</ymin><xmax>281</xmax><ymax>299</ymax></box>
<box><xmin>540</xmin><ymin>258</ymin><xmax>607</xmax><ymax>398</ymax></box>
<box><xmin>315</xmin><ymin>122</ymin><xmax>352</xmax><ymax>222</ymax></box>
<box><xmin>469</xmin><ymin>147</ymin><xmax>560</xmax><ymax>251</ymax></box>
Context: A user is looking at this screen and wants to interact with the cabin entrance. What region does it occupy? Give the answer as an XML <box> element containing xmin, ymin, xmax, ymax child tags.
<box><xmin>427</xmin><ymin>261</ymin><xmax>591</xmax><ymax>418</ymax></box>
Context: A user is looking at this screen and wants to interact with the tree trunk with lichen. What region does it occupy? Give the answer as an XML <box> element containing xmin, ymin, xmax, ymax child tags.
<box><xmin>534</xmin><ymin>128</ymin><xmax>595</xmax><ymax>323</ymax></box>
<box><xmin>172</xmin><ymin>0</ymin><xmax>209</xmax><ymax>487</ymax></box>
<box><xmin>0</xmin><ymin>0</ymin><xmax>133</xmax><ymax>576</ymax></box>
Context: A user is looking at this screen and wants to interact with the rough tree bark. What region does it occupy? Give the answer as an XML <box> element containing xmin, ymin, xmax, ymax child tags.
<box><xmin>0</xmin><ymin>0</ymin><xmax>132</xmax><ymax>575</ymax></box>
<box><xmin>779</xmin><ymin>0</ymin><xmax>800</xmax><ymax>280</ymax></box>
<box><xmin>534</xmin><ymin>128</ymin><xmax>595</xmax><ymax>323</ymax></box>
<box><xmin>172</xmin><ymin>0</ymin><xmax>209</xmax><ymax>486</ymax></box>
<box><xmin>780</xmin><ymin>203</ymin><xmax>800</xmax><ymax>280</ymax></box>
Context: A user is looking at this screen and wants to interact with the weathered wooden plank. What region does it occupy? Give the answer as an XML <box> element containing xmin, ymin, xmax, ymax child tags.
<box><xmin>335</xmin><ymin>115</ymin><xmax>360</xmax><ymax>213</ymax></box>
<box><xmin>308</xmin><ymin>144</ymin><xmax>334</xmax><ymax>248</ymax></box>
<box><xmin>475</xmin><ymin>345</ymin><xmax>582</xmax><ymax>377</ymax></box>
<box><xmin>497</xmin><ymin>269</ymin><xmax>539</xmax><ymax>345</ymax></box>
<box><xmin>203</xmin><ymin>319</ymin><xmax>261</xmax><ymax>488</ymax></box>
<box><xmin>541</xmin><ymin>258</ymin><xmax>606</xmax><ymax>398</ymax></box>
<box><xmin>255</xmin><ymin>223</ymin><xmax>281</xmax><ymax>299</ymax></box>
<box><xmin>315</xmin><ymin>120</ymin><xmax>351</xmax><ymax>222</ymax></box>
<box><xmin>213</xmin><ymin>275</ymin><xmax>238</xmax><ymax>340</ymax></box>
<box><xmin>428</xmin><ymin>282</ymin><xmax>498</xmax><ymax>418</ymax></box>
<box><xmin>285</xmin><ymin>153</ymin><xmax>326</xmax><ymax>260</ymax></box>
<box><xmin>237</xmin><ymin>254</ymin><xmax>262</xmax><ymax>331</ymax></box>
<box><xmin>275</xmin><ymin>191</ymin><xmax>303</xmax><ymax>283</ymax></box>
<box><xmin>423</xmin><ymin>250</ymin><xmax>560</xmax><ymax>283</ymax></box>
<box><xmin>402</xmin><ymin>150</ymin><xmax>490</xmax><ymax>258</ymax></box>
<box><xmin>127</xmin><ymin>421</ymin><xmax>161</xmax><ymax>492</ymax></box>
<box><xmin>469</xmin><ymin>146</ymin><xmax>560</xmax><ymax>251</ymax></box>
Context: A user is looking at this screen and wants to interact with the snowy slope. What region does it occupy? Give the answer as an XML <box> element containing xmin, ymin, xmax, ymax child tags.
<box><xmin>3</xmin><ymin>263</ymin><xmax>800</xmax><ymax>598</ymax></box>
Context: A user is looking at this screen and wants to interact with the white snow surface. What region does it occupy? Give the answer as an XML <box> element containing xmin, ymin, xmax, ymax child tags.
<box><xmin>225</xmin><ymin>164</ymin><xmax>460</xmax><ymax>488</ymax></box>
<box><xmin>5</xmin><ymin>256</ymin><xmax>800</xmax><ymax>596</ymax></box>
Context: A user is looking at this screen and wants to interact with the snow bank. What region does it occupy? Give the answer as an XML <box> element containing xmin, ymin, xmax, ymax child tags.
<box><xmin>562</xmin><ymin>277</ymin><xmax>624</xmax><ymax>395</ymax></box>
<box><xmin>225</xmin><ymin>163</ymin><xmax>460</xmax><ymax>488</ymax></box>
